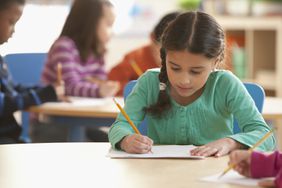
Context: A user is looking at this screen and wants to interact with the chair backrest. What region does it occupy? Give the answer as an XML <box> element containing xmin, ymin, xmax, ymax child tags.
<box><xmin>233</xmin><ymin>82</ymin><xmax>265</xmax><ymax>133</ymax></box>
<box><xmin>124</xmin><ymin>80</ymin><xmax>147</xmax><ymax>135</ymax></box>
<box><xmin>124</xmin><ymin>80</ymin><xmax>265</xmax><ymax>135</ymax></box>
<box><xmin>4</xmin><ymin>53</ymin><xmax>47</xmax><ymax>86</ymax></box>
<box><xmin>123</xmin><ymin>80</ymin><xmax>138</xmax><ymax>99</ymax></box>
<box><xmin>3</xmin><ymin>53</ymin><xmax>47</xmax><ymax>143</ymax></box>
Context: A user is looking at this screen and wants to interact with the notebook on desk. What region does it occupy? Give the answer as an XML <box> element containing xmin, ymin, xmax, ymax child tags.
<box><xmin>107</xmin><ymin>145</ymin><xmax>205</xmax><ymax>159</ymax></box>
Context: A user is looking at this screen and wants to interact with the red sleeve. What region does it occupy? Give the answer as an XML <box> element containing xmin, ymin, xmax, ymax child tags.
<box><xmin>108</xmin><ymin>53</ymin><xmax>140</xmax><ymax>96</ymax></box>
<box><xmin>251</xmin><ymin>151</ymin><xmax>282</xmax><ymax>179</ymax></box>
<box><xmin>108</xmin><ymin>45</ymin><xmax>158</xmax><ymax>96</ymax></box>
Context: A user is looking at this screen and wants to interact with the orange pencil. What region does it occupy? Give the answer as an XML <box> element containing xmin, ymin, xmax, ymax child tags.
<box><xmin>113</xmin><ymin>98</ymin><xmax>140</xmax><ymax>134</ymax></box>
<box><xmin>56</xmin><ymin>63</ymin><xmax>70</xmax><ymax>102</ymax></box>
<box><xmin>130</xmin><ymin>60</ymin><xmax>143</xmax><ymax>77</ymax></box>
<box><xmin>57</xmin><ymin>63</ymin><xmax>62</xmax><ymax>85</ymax></box>
<box><xmin>113</xmin><ymin>98</ymin><xmax>152</xmax><ymax>153</ymax></box>
<box><xmin>218</xmin><ymin>129</ymin><xmax>274</xmax><ymax>179</ymax></box>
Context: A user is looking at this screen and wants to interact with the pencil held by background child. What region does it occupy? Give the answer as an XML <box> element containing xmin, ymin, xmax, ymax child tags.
<box><xmin>55</xmin><ymin>63</ymin><xmax>69</xmax><ymax>102</ymax></box>
<box><xmin>57</xmin><ymin>63</ymin><xmax>62</xmax><ymax>85</ymax></box>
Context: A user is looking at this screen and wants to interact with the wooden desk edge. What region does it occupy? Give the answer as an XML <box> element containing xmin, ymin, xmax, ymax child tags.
<box><xmin>28</xmin><ymin>106</ymin><xmax>118</xmax><ymax>118</ymax></box>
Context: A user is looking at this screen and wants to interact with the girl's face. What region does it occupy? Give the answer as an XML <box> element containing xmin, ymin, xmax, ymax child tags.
<box><xmin>166</xmin><ymin>50</ymin><xmax>217</xmax><ymax>102</ymax></box>
<box><xmin>0</xmin><ymin>3</ymin><xmax>23</xmax><ymax>44</ymax></box>
<box><xmin>97</xmin><ymin>5</ymin><xmax>115</xmax><ymax>45</ymax></box>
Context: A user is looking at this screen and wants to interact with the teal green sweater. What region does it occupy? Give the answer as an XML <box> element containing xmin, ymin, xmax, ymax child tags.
<box><xmin>109</xmin><ymin>69</ymin><xmax>276</xmax><ymax>151</ymax></box>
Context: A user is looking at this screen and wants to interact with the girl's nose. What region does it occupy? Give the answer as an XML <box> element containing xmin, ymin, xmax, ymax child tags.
<box><xmin>180</xmin><ymin>73</ymin><xmax>191</xmax><ymax>85</ymax></box>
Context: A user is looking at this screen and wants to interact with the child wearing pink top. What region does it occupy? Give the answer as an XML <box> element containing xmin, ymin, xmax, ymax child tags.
<box><xmin>229</xmin><ymin>150</ymin><xmax>282</xmax><ymax>188</ymax></box>
<box><xmin>41</xmin><ymin>0</ymin><xmax>119</xmax><ymax>98</ymax></box>
<box><xmin>39</xmin><ymin>0</ymin><xmax>120</xmax><ymax>142</ymax></box>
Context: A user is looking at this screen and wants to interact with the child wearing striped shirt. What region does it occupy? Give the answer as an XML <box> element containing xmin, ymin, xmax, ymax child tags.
<box><xmin>41</xmin><ymin>0</ymin><xmax>119</xmax><ymax>98</ymax></box>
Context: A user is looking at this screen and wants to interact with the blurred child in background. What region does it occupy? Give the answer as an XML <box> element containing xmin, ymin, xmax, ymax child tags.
<box><xmin>0</xmin><ymin>0</ymin><xmax>64</xmax><ymax>144</ymax></box>
<box><xmin>41</xmin><ymin>0</ymin><xmax>119</xmax><ymax>98</ymax></box>
<box><xmin>108</xmin><ymin>11</ymin><xmax>180</xmax><ymax>96</ymax></box>
<box><xmin>40</xmin><ymin>0</ymin><xmax>120</xmax><ymax>142</ymax></box>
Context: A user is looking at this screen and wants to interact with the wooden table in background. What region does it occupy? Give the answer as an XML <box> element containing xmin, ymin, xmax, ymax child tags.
<box><xmin>263</xmin><ymin>97</ymin><xmax>282</xmax><ymax>150</ymax></box>
<box><xmin>28</xmin><ymin>97</ymin><xmax>123</xmax><ymax>118</ymax></box>
<box><xmin>28</xmin><ymin>97</ymin><xmax>282</xmax><ymax>149</ymax></box>
<box><xmin>28</xmin><ymin>97</ymin><xmax>124</xmax><ymax>141</ymax></box>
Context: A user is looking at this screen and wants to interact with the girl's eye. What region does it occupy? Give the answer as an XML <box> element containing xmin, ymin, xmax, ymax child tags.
<box><xmin>171</xmin><ymin>67</ymin><xmax>180</xmax><ymax>71</ymax></box>
<box><xmin>191</xmin><ymin>70</ymin><xmax>201</xmax><ymax>74</ymax></box>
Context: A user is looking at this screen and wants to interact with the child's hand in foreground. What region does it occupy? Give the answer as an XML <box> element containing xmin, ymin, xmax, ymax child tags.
<box><xmin>229</xmin><ymin>150</ymin><xmax>275</xmax><ymax>187</ymax></box>
<box><xmin>229</xmin><ymin>150</ymin><xmax>252</xmax><ymax>177</ymax></box>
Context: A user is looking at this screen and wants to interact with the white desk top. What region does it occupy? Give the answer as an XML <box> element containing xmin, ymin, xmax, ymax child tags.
<box><xmin>263</xmin><ymin>97</ymin><xmax>282</xmax><ymax>119</ymax></box>
<box><xmin>29</xmin><ymin>96</ymin><xmax>282</xmax><ymax>120</ymax></box>
<box><xmin>0</xmin><ymin>142</ymin><xmax>249</xmax><ymax>188</ymax></box>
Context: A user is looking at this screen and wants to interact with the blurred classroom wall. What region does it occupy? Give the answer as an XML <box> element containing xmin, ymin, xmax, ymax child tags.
<box><xmin>0</xmin><ymin>0</ymin><xmax>178</xmax><ymax>71</ymax></box>
<box><xmin>1</xmin><ymin>0</ymin><xmax>281</xmax><ymax>77</ymax></box>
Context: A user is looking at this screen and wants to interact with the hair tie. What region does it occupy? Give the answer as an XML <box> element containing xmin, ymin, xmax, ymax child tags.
<box><xmin>159</xmin><ymin>82</ymin><xmax>167</xmax><ymax>91</ymax></box>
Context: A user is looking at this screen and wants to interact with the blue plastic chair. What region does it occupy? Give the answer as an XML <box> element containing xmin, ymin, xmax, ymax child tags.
<box><xmin>123</xmin><ymin>80</ymin><xmax>265</xmax><ymax>135</ymax></box>
<box><xmin>233</xmin><ymin>82</ymin><xmax>265</xmax><ymax>133</ymax></box>
<box><xmin>123</xmin><ymin>80</ymin><xmax>147</xmax><ymax>135</ymax></box>
<box><xmin>4</xmin><ymin>53</ymin><xmax>47</xmax><ymax>142</ymax></box>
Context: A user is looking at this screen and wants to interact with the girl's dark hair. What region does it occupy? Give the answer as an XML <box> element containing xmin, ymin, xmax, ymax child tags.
<box><xmin>60</xmin><ymin>0</ymin><xmax>112</xmax><ymax>62</ymax></box>
<box><xmin>152</xmin><ymin>11</ymin><xmax>181</xmax><ymax>43</ymax></box>
<box><xmin>146</xmin><ymin>11</ymin><xmax>225</xmax><ymax>117</ymax></box>
<box><xmin>0</xmin><ymin>0</ymin><xmax>25</xmax><ymax>11</ymax></box>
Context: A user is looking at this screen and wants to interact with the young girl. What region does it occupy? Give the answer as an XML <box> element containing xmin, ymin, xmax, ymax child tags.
<box><xmin>108</xmin><ymin>11</ymin><xmax>275</xmax><ymax>156</ymax></box>
<box><xmin>0</xmin><ymin>0</ymin><xmax>64</xmax><ymax>144</ymax></box>
<box><xmin>41</xmin><ymin>0</ymin><xmax>120</xmax><ymax>98</ymax></box>
<box><xmin>229</xmin><ymin>150</ymin><xmax>281</xmax><ymax>188</ymax></box>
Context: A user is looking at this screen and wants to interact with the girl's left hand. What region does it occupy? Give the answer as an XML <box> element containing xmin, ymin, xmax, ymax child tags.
<box><xmin>190</xmin><ymin>138</ymin><xmax>243</xmax><ymax>157</ymax></box>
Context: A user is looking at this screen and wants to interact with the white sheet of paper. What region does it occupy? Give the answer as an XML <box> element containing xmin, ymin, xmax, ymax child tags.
<box><xmin>200</xmin><ymin>170</ymin><xmax>272</xmax><ymax>187</ymax></box>
<box><xmin>70</xmin><ymin>98</ymin><xmax>108</xmax><ymax>106</ymax></box>
<box><xmin>107</xmin><ymin>145</ymin><xmax>205</xmax><ymax>159</ymax></box>
<box><xmin>40</xmin><ymin>97</ymin><xmax>124</xmax><ymax>107</ymax></box>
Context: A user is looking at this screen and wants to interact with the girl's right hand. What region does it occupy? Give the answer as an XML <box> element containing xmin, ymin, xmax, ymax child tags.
<box><xmin>229</xmin><ymin>150</ymin><xmax>252</xmax><ymax>177</ymax></box>
<box><xmin>54</xmin><ymin>81</ymin><xmax>70</xmax><ymax>102</ymax></box>
<box><xmin>55</xmin><ymin>82</ymin><xmax>64</xmax><ymax>97</ymax></box>
<box><xmin>120</xmin><ymin>134</ymin><xmax>153</xmax><ymax>154</ymax></box>
<box><xmin>99</xmin><ymin>81</ymin><xmax>120</xmax><ymax>97</ymax></box>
